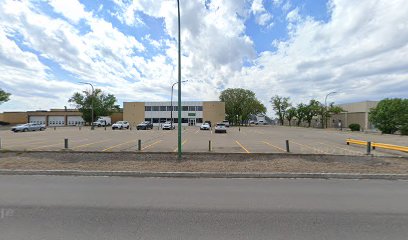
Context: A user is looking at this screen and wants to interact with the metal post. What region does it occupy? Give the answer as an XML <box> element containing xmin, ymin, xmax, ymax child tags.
<box><xmin>54</xmin><ymin>127</ymin><xmax>56</xmax><ymax>131</ymax></box>
<box><xmin>104</xmin><ymin>126</ymin><xmax>106</xmax><ymax>131</ymax></box>
<box><xmin>64</xmin><ymin>138</ymin><xmax>68</xmax><ymax>149</ymax></box>
<box><xmin>324</xmin><ymin>91</ymin><xmax>337</xmax><ymax>129</ymax></box>
<box><xmin>0</xmin><ymin>138</ymin><xmax>2</xmax><ymax>149</ymax></box>
<box><xmin>138</xmin><ymin>139</ymin><xmax>141</xmax><ymax>151</ymax></box>
<box><xmin>208</xmin><ymin>140</ymin><xmax>212</xmax><ymax>152</ymax></box>
<box><xmin>286</xmin><ymin>140</ymin><xmax>290</xmax><ymax>152</ymax></box>
<box><xmin>177</xmin><ymin>0</ymin><xmax>182</xmax><ymax>160</ymax></box>
<box><xmin>367</xmin><ymin>141</ymin><xmax>371</xmax><ymax>155</ymax></box>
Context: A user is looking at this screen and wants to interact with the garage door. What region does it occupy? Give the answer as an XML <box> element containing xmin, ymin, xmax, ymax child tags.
<box><xmin>48</xmin><ymin>116</ymin><xmax>65</xmax><ymax>126</ymax></box>
<box><xmin>67</xmin><ymin>116</ymin><xmax>85</xmax><ymax>126</ymax></box>
<box><xmin>29</xmin><ymin>116</ymin><xmax>46</xmax><ymax>125</ymax></box>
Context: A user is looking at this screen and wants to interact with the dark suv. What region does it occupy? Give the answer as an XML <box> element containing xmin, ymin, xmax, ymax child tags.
<box><xmin>137</xmin><ymin>121</ymin><xmax>153</xmax><ymax>130</ymax></box>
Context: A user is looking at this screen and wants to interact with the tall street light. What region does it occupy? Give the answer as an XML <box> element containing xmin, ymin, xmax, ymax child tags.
<box><xmin>177</xmin><ymin>0</ymin><xmax>182</xmax><ymax>160</ymax></box>
<box><xmin>79</xmin><ymin>82</ymin><xmax>95</xmax><ymax>130</ymax></box>
<box><xmin>171</xmin><ymin>80</ymin><xmax>188</xmax><ymax>129</ymax></box>
<box><xmin>324</xmin><ymin>91</ymin><xmax>337</xmax><ymax>129</ymax></box>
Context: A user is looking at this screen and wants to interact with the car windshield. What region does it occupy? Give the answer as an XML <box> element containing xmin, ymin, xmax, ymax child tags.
<box><xmin>216</xmin><ymin>124</ymin><xmax>225</xmax><ymax>127</ymax></box>
<box><xmin>116</xmin><ymin>121</ymin><xmax>124</xmax><ymax>124</ymax></box>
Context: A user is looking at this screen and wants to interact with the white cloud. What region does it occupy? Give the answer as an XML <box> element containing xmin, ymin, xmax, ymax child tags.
<box><xmin>250</xmin><ymin>0</ymin><xmax>273</xmax><ymax>27</ymax></box>
<box><xmin>1</xmin><ymin>0</ymin><xmax>407</xmax><ymax>117</ymax></box>
<box><xmin>47</xmin><ymin>0</ymin><xmax>90</xmax><ymax>24</ymax></box>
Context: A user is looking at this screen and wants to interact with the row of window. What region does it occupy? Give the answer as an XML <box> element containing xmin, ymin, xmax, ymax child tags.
<box><xmin>68</xmin><ymin>121</ymin><xmax>85</xmax><ymax>126</ymax></box>
<box><xmin>49</xmin><ymin>121</ymin><xmax>65</xmax><ymax>125</ymax></box>
<box><xmin>30</xmin><ymin>121</ymin><xmax>46</xmax><ymax>124</ymax></box>
<box><xmin>145</xmin><ymin>118</ymin><xmax>203</xmax><ymax>124</ymax></box>
<box><xmin>145</xmin><ymin>106</ymin><xmax>203</xmax><ymax>112</ymax></box>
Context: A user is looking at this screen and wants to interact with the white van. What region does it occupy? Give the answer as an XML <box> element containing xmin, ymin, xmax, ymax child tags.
<box><xmin>222</xmin><ymin>120</ymin><xmax>230</xmax><ymax>127</ymax></box>
<box><xmin>92</xmin><ymin>116</ymin><xmax>111</xmax><ymax>127</ymax></box>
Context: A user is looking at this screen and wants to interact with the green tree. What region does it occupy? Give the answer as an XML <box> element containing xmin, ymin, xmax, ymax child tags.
<box><xmin>0</xmin><ymin>89</ymin><xmax>11</xmax><ymax>104</ymax></box>
<box><xmin>325</xmin><ymin>103</ymin><xmax>345</xmax><ymax>128</ymax></box>
<box><xmin>285</xmin><ymin>107</ymin><xmax>297</xmax><ymax>126</ymax></box>
<box><xmin>304</xmin><ymin>99</ymin><xmax>321</xmax><ymax>127</ymax></box>
<box><xmin>369</xmin><ymin>98</ymin><xmax>408</xmax><ymax>135</ymax></box>
<box><xmin>69</xmin><ymin>89</ymin><xmax>119</xmax><ymax>125</ymax></box>
<box><xmin>270</xmin><ymin>95</ymin><xmax>291</xmax><ymax>125</ymax></box>
<box><xmin>295</xmin><ymin>103</ymin><xmax>308</xmax><ymax>126</ymax></box>
<box><xmin>219</xmin><ymin>88</ymin><xmax>266</xmax><ymax>126</ymax></box>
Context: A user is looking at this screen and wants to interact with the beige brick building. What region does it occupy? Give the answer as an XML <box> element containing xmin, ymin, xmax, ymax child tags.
<box><xmin>123</xmin><ymin>101</ymin><xmax>225</xmax><ymax>127</ymax></box>
<box><xmin>330</xmin><ymin>101</ymin><xmax>379</xmax><ymax>130</ymax></box>
<box><xmin>0</xmin><ymin>109</ymin><xmax>123</xmax><ymax>126</ymax></box>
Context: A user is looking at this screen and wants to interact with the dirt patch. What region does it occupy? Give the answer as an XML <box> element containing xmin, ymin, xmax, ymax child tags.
<box><xmin>0</xmin><ymin>151</ymin><xmax>407</xmax><ymax>174</ymax></box>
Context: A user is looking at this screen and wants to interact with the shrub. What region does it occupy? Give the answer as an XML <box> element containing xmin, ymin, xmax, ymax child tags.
<box><xmin>349</xmin><ymin>123</ymin><xmax>360</xmax><ymax>131</ymax></box>
<box><xmin>0</xmin><ymin>121</ymin><xmax>10</xmax><ymax>126</ymax></box>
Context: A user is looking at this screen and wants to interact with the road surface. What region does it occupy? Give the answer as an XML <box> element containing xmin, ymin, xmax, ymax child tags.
<box><xmin>0</xmin><ymin>175</ymin><xmax>407</xmax><ymax>239</ymax></box>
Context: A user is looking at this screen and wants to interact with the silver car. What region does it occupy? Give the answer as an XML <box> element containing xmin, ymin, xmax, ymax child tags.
<box><xmin>214</xmin><ymin>123</ymin><xmax>227</xmax><ymax>133</ymax></box>
<box><xmin>11</xmin><ymin>123</ymin><xmax>46</xmax><ymax>132</ymax></box>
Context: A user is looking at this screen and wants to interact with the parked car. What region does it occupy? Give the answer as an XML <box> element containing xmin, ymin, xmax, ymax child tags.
<box><xmin>162</xmin><ymin>121</ymin><xmax>175</xmax><ymax>130</ymax></box>
<box><xmin>214</xmin><ymin>123</ymin><xmax>227</xmax><ymax>133</ymax></box>
<box><xmin>93</xmin><ymin>116</ymin><xmax>111</xmax><ymax>127</ymax></box>
<box><xmin>222</xmin><ymin>120</ymin><xmax>230</xmax><ymax>127</ymax></box>
<box><xmin>200</xmin><ymin>123</ymin><xmax>210</xmax><ymax>130</ymax></box>
<box><xmin>11</xmin><ymin>123</ymin><xmax>46</xmax><ymax>132</ymax></box>
<box><xmin>112</xmin><ymin>121</ymin><xmax>129</xmax><ymax>130</ymax></box>
<box><xmin>137</xmin><ymin>121</ymin><xmax>153</xmax><ymax>130</ymax></box>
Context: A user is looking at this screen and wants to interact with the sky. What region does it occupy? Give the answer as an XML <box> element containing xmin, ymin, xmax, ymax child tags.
<box><xmin>0</xmin><ymin>0</ymin><xmax>407</xmax><ymax>116</ymax></box>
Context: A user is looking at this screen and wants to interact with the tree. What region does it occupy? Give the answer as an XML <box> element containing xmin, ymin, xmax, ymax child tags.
<box><xmin>285</xmin><ymin>107</ymin><xmax>297</xmax><ymax>126</ymax></box>
<box><xmin>270</xmin><ymin>95</ymin><xmax>291</xmax><ymax>125</ymax></box>
<box><xmin>0</xmin><ymin>89</ymin><xmax>11</xmax><ymax>104</ymax></box>
<box><xmin>304</xmin><ymin>100</ymin><xmax>321</xmax><ymax>127</ymax></box>
<box><xmin>369</xmin><ymin>98</ymin><xmax>408</xmax><ymax>135</ymax></box>
<box><xmin>325</xmin><ymin>103</ymin><xmax>345</xmax><ymax>128</ymax></box>
<box><xmin>69</xmin><ymin>88</ymin><xmax>119</xmax><ymax>124</ymax></box>
<box><xmin>295</xmin><ymin>103</ymin><xmax>308</xmax><ymax>126</ymax></box>
<box><xmin>219</xmin><ymin>88</ymin><xmax>266</xmax><ymax>126</ymax></box>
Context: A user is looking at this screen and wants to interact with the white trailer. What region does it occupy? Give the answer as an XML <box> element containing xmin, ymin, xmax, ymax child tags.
<box><xmin>93</xmin><ymin>116</ymin><xmax>111</xmax><ymax>127</ymax></box>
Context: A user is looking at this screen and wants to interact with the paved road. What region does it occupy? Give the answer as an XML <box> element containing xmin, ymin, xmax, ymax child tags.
<box><xmin>0</xmin><ymin>176</ymin><xmax>407</xmax><ymax>239</ymax></box>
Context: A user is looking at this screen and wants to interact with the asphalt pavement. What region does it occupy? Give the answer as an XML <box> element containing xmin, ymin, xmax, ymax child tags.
<box><xmin>0</xmin><ymin>176</ymin><xmax>408</xmax><ymax>239</ymax></box>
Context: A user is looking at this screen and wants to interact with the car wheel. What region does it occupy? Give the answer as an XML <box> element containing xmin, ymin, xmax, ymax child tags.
<box><xmin>40</xmin><ymin>127</ymin><xmax>45</xmax><ymax>131</ymax></box>
<box><xmin>23</xmin><ymin>128</ymin><xmax>28</xmax><ymax>132</ymax></box>
<box><xmin>126</xmin><ymin>126</ymin><xmax>129</xmax><ymax>129</ymax></box>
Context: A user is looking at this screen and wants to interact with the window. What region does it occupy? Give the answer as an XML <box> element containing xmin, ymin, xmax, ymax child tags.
<box><xmin>188</xmin><ymin>106</ymin><xmax>196</xmax><ymax>111</ymax></box>
<box><xmin>145</xmin><ymin>118</ymin><xmax>151</xmax><ymax>122</ymax></box>
<box><xmin>153</xmin><ymin>118</ymin><xmax>159</xmax><ymax>123</ymax></box>
<box><xmin>160</xmin><ymin>106</ymin><xmax>167</xmax><ymax>111</ymax></box>
<box><xmin>182</xmin><ymin>106</ymin><xmax>188</xmax><ymax>111</ymax></box>
<box><xmin>145</xmin><ymin>106</ymin><xmax>151</xmax><ymax>111</ymax></box>
<box><xmin>152</xmin><ymin>106</ymin><xmax>159</xmax><ymax>111</ymax></box>
<box><xmin>196</xmin><ymin>118</ymin><xmax>203</xmax><ymax>123</ymax></box>
<box><xmin>173</xmin><ymin>118</ymin><xmax>178</xmax><ymax>123</ymax></box>
<box><xmin>182</xmin><ymin>118</ymin><xmax>188</xmax><ymax>123</ymax></box>
<box><xmin>173</xmin><ymin>106</ymin><xmax>178</xmax><ymax>111</ymax></box>
<box><xmin>196</xmin><ymin>106</ymin><xmax>203</xmax><ymax>111</ymax></box>
<box><xmin>167</xmin><ymin>106</ymin><xmax>173</xmax><ymax>111</ymax></box>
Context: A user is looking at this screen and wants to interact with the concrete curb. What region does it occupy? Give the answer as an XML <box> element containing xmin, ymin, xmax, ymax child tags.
<box><xmin>0</xmin><ymin>169</ymin><xmax>408</xmax><ymax>180</ymax></box>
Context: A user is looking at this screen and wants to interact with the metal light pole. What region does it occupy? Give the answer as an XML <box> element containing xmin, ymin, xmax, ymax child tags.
<box><xmin>79</xmin><ymin>82</ymin><xmax>95</xmax><ymax>130</ymax></box>
<box><xmin>171</xmin><ymin>80</ymin><xmax>187</xmax><ymax>130</ymax></box>
<box><xmin>177</xmin><ymin>0</ymin><xmax>182</xmax><ymax>160</ymax></box>
<box><xmin>324</xmin><ymin>91</ymin><xmax>337</xmax><ymax>129</ymax></box>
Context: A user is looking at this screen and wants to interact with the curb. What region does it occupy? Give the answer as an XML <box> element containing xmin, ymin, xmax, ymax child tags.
<box><xmin>0</xmin><ymin>169</ymin><xmax>408</xmax><ymax>180</ymax></box>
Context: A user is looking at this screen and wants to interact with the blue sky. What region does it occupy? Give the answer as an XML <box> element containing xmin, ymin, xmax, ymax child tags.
<box><xmin>0</xmin><ymin>0</ymin><xmax>407</xmax><ymax>115</ymax></box>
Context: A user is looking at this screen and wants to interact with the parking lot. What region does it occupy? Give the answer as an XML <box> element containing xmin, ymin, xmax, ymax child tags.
<box><xmin>0</xmin><ymin>125</ymin><xmax>407</xmax><ymax>157</ymax></box>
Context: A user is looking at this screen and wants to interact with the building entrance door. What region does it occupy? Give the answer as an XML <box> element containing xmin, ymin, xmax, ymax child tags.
<box><xmin>188</xmin><ymin>118</ymin><xmax>196</xmax><ymax>126</ymax></box>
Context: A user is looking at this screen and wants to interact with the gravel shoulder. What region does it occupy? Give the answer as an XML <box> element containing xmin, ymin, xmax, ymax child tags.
<box><xmin>0</xmin><ymin>151</ymin><xmax>407</xmax><ymax>174</ymax></box>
